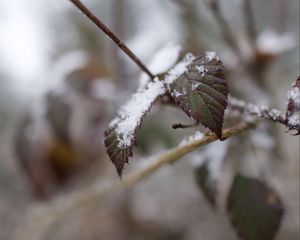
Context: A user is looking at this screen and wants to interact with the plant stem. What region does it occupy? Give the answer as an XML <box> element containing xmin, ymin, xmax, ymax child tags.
<box><xmin>15</xmin><ymin>120</ymin><xmax>258</xmax><ymax>240</ymax></box>
<box><xmin>69</xmin><ymin>0</ymin><xmax>154</xmax><ymax>79</ymax></box>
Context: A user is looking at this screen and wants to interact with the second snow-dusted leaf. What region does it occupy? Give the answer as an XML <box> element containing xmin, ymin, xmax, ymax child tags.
<box><xmin>227</xmin><ymin>174</ymin><xmax>284</xmax><ymax>240</ymax></box>
<box><xmin>105</xmin><ymin>79</ymin><xmax>166</xmax><ymax>176</ymax></box>
<box><xmin>168</xmin><ymin>52</ymin><xmax>228</xmax><ymax>138</ymax></box>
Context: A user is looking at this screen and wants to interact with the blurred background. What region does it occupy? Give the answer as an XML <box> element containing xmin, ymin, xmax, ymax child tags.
<box><xmin>0</xmin><ymin>0</ymin><xmax>299</xmax><ymax>239</ymax></box>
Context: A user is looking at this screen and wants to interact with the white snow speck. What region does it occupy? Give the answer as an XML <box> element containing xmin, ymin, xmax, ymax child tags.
<box><xmin>288</xmin><ymin>85</ymin><xmax>300</xmax><ymax>108</ymax></box>
<box><xmin>196</xmin><ymin>65</ymin><xmax>208</xmax><ymax>76</ymax></box>
<box><xmin>205</xmin><ymin>51</ymin><xmax>218</xmax><ymax>62</ymax></box>
<box><xmin>172</xmin><ymin>89</ymin><xmax>185</xmax><ymax>97</ymax></box>
<box><xmin>192</xmin><ymin>82</ymin><xmax>202</xmax><ymax>90</ymax></box>
<box><xmin>288</xmin><ymin>113</ymin><xmax>300</xmax><ymax>126</ymax></box>
<box><xmin>110</xmin><ymin>78</ymin><xmax>166</xmax><ymax>148</ymax></box>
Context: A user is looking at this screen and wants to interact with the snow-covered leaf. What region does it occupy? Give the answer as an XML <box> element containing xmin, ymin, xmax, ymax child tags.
<box><xmin>167</xmin><ymin>52</ymin><xmax>228</xmax><ymax>138</ymax></box>
<box><xmin>227</xmin><ymin>174</ymin><xmax>284</xmax><ymax>240</ymax></box>
<box><xmin>285</xmin><ymin>76</ymin><xmax>300</xmax><ymax>134</ymax></box>
<box><xmin>105</xmin><ymin>79</ymin><xmax>166</xmax><ymax>176</ymax></box>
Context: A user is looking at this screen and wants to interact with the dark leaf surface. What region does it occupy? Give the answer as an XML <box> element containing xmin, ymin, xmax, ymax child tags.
<box><xmin>227</xmin><ymin>174</ymin><xmax>284</xmax><ymax>240</ymax></box>
<box><xmin>168</xmin><ymin>52</ymin><xmax>228</xmax><ymax>138</ymax></box>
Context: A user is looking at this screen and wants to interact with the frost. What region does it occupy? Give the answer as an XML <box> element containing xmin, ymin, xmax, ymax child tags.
<box><xmin>288</xmin><ymin>113</ymin><xmax>300</xmax><ymax>126</ymax></box>
<box><xmin>257</xmin><ymin>30</ymin><xmax>296</xmax><ymax>55</ymax></box>
<box><xmin>110</xmin><ymin>78</ymin><xmax>166</xmax><ymax>148</ymax></box>
<box><xmin>269</xmin><ymin>109</ymin><xmax>282</xmax><ymax>121</ymax></box>
<box><xmin>139</xmin><ymin>43</ymin><xmax>182</xmax><ymax>87</ymax></box>
<box><xmin>196</xmin><ymin>65</ymin><xmax>208</xmax><ymax>76</ymax></box>
<box><xmin>287</xmin><ymin>86</ymin><xmax>300</xmax><ymax>108</ymax></box>
<box><xmin>205</xmin><ymin>51</ymin><xmax>218</xmax><ymax>62</ymax></box>
<box><xmin>179</xmin><ymin>131</ymin><xmax>204</xmax><ymax>146</ymax></box>
<box><xmin>164</xmin><ymin>53</ymin><xmax>195</xmax><ymax>85</ymax></box>
<box><xmin>172</xmin><ymin>89</ymin><xmax>185</xmax><ymax>97</ymax></box>
<box><xmin>192</xmin><ymin>82</ymin><xmax>202</xmax><ymax>90</ymax></box>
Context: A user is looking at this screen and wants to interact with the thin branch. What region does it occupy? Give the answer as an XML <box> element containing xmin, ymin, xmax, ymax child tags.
<box><xmin>69</xmin><ymin>0</ymin><xmax>155</xmax><ymax>79</ymax></box>
<box><xmin>242</xmin><ymin>0</ymin><xmax>257</xmax><ymax>53</ymax></box>
<box><xmin>228</xmin><ymin>96</ymin><xmax>300</xmax><ymax>133</ymax></box>
<box><xmin>206</xmin><ymin>0</ymin><xmax>241</xmax><ymax>57</ymax></box>
<box><xmin>15</xmin><ymin>121</ymin><xmax>258</xmax><ymax>240</ymax></box>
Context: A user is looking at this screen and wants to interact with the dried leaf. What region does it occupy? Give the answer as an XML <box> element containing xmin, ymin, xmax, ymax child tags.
<box><xmin>104</xmin><ymin>79</ymin><xmax>166</xmax><ymax>176</ymax></box>
<box><xmin>168</xmin><ymin>52</ymin><xmax>228</xmax><ymax>138</ymax></box>
<box><xmin>227</xmin><ymin>174</ymin><xmax>284</xmax><ymax>240</ymax></box>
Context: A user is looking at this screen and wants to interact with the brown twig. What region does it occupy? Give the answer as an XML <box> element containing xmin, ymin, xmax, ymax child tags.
<box><xmin>69</xmin><ymin>0</ymin><xmax>155</xmax><ymax>79</ymax></box>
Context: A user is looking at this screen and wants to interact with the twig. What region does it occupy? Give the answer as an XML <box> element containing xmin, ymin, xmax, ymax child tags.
<box><xmin>69</xmin><ymin>0</ymin><xmax>154</xmax><ymax>79</ymax></box>
<box><xmin>228</xmin><ymin>96</ymin><xmax>300</xmax><ymax>133</ymax></box>
<box><xmin>15</xmin><ymin>120</ymin><xmax>258</xmax><ymax>240</ymax></box>
<box><xmin>206</xmin><ymin>0</ymin><xmax>241</xmax><ymax>57</ymax></box>
<box><xmin>242</xmin><ymin>0</ymin><xmax>257</xmax><ymax>53</ymax></box>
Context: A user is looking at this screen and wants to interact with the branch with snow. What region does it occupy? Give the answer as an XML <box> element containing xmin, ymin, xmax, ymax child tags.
<box><xmin>228</xmin><ymin>92</ymin><xmax>300</xmax><ymax>134</ymax></box>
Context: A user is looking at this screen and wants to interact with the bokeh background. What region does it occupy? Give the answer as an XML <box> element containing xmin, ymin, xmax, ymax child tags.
<box><xmin>0</xmin><ymin>0</ymin><xmax>299</xmax><ymax>239</ymax></box>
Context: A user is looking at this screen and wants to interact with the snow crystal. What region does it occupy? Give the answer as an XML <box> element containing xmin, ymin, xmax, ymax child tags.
<box><xmin>192</xmin><ymin>82</ymin><xmax>202</xmax><ymax>90</ymax></box>
<box><xmin>172</xmin><ymin>89</ymin><xmax>186</xmax><ymax>97</ymax></box>
<box><xmin>205</xmin><ymin>51</ymin><xmax>218</xmax><ymax>62</ymax></box>
<box><xmin>179</xmin><ymin>131</ymin><xmax>204</xmax><ymax>146</ymax></box>
<box><xmin>110</xmin><ymin>78</ymin><xmax>166</xmax><ymax>148</ymax></box>
<box><xmin>164</xmin><ymin>53</ymin><xmax>195</xmax><ymax>85</ymax></box>
<box><xmin>288</xmin><ymin>86</ymin><xmax>300</xmax><ymax>107</ymax></box>
<box><xmin>288</xmin><ymin>113</ymin><xmax>300</xmax><ymax>126</ymax></box>
<box><xmin>257</xmin><ymin>30</ymin><xmax>296</xmax><ymax>55</ymax></box>
<box><xmin>269</xmin><ymin>109</ymin><xmax>282</xmax><ymax>121</ymax></box>
<box><xmin>139</xmin><ymin>43</ymin><xmax>182</xmax><ymax>87</ymax></box>
<box><xmin>196</xmin><ymin>65</ymin><xmax>208</xmax><ymax>76</ymax></box>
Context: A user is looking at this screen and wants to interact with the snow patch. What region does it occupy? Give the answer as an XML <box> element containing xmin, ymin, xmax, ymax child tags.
<box><xmin>205</xmin><ymin>51</ymin><xmax>218</xmax><ymax>62</ymax></box>
<box><xmin>109</xmin><ymin>78</ymin><xmax>166</xmax><ymax>148</ymax></box>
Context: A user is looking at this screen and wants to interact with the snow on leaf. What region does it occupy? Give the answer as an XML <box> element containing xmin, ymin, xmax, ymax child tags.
<box><xmin>286</xmin><ymin>76</ymin><xmax>300</xmax><ymax>134</ymax></box>
<box><xmin>167</xmin><ymin>52</ymin><xmax>228</xmax><ymax>138</ymax></box>
<box><xmin>105</xmin><ymin>78</ymin><xmax>166</xmax><ymax>176</ymax></box>
<box><xmin>227</xmin><ymin>174</ymin><xmax>284</xmax><ymax>240</ymax></box>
